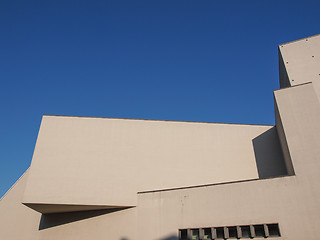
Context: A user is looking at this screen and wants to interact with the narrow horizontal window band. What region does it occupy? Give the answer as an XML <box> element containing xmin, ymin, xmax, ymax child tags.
<box><xmin>179</xmin><ymin>223</ymin><xmax>281</xmax><ymax>239</ymax></box>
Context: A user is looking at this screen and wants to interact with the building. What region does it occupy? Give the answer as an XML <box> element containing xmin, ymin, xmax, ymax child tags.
<box><xmin>1</xmin><ymin>34</ymin><xmax>320</xmax><ymax>240</ymax></box>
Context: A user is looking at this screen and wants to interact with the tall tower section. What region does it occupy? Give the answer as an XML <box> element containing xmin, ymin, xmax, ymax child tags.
<box><xmin>279</xmin><ymin>34</ymin><xmax>320</xmax><ymax>99</ymax></box>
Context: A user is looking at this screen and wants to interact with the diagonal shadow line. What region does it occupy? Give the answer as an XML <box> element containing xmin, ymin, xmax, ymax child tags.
<box><xmin>39</xmin><ymin>207</ymin><xmax>132</xmax><ymax>230</ymax></box>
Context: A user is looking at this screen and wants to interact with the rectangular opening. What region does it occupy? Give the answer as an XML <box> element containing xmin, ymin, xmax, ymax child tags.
<box><xmin>241</xmin><ymin>226</ymin><xmax>251</xmax><ymax>238</ymax></box>
<box><xmin>228</xmin><ymin>226</ymin><xmax>238</xmax><ymax>238</ymax></box>
<box><xmin>203</xmin><ymin>228</ymin><xmax>212</xmax><ymax>239</ymax></box>
<box><xmin>191</xmin><ymin>229</ymin><xmax>199</xmax><ymax>240</ymax></box>
<box><xmin>254</xmin><ymin>225</ymin><xmax>265</xmax><ymax>237</ymax></box>
<box><xmin>216</xmin><ymin>227</ymin><xmax>224</xmax><ymax>239</ymax></box>
<box><xmin>268</xmin><ymin>224</ymin><xmax>281</xmax><ymax>237</ymax></box>
<box><xmin>179</xmin><ymin>229</ymin><xmax>188</xmax><ymax>240</ymax></box>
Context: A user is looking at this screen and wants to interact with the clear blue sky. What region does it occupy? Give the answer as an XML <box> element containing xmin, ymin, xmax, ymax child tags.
<box><xmin>0</xmin><ymin>0</ymin><xmax>319</xmax><ymax>198</ymax></box>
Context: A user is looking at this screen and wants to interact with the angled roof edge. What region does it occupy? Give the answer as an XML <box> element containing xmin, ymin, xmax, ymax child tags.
<box><xmin>42</xmin><ymin>114</ymin><xmax>275</xmax><ymax>127</ymax></box>
<box><xmin>279</xmin><ymin>33</ymin><xmax>320</xmax><ymax>46</ymax></box>
<box><xmin>274</xmin><ymin>82</ymin><xmax>313</xmax><ymax>92</ymax></box>
<box><xmin>0</xmin><ymin>168</ymin><xmax>29</xmax><ymax>201</ymax></box>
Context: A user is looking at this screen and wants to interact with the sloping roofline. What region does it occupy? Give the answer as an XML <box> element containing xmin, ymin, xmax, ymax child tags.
<box><xmin>43</xmin><ymin>114</ymin><xmax>274</xmax><ymax>127</ymax></box>
<box><xmin>279</xmin><ymin>33</ymin><xmax>320</xmax><ymax>46</ymax></box>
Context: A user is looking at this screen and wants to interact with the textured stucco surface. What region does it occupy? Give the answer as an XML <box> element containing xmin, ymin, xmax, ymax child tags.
<box><xmin>23</xmin><ymin>116</ymin><xmax>283</xmax><ymax>212</ymax></box>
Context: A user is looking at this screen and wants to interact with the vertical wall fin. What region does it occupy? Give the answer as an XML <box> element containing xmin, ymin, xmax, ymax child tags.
<box><xmin>274</xmin><ymin>95</ymin><xmax>295</xmax><ymax>176</ymax></box>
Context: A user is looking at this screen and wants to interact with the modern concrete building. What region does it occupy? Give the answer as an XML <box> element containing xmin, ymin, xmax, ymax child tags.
<box><xmin>1</xmin><ymin>34</ymin><xmax>320</xmax><ymax>240</ymax></box>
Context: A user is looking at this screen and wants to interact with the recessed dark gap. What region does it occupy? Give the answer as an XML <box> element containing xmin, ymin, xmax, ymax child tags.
<box><xmin>179</xmin><ymin>223</ymin><xmax>280</xmax><ymax>239</ymax></box>
<box><xmin>268</xmin><ymin>224</ymin><xmax>281</xmax><ymax>237</ymax></box>
<box><xmin>228</xmin><ymin>226</ymin><xmax>237</xmax><ymax>238</ymax></box>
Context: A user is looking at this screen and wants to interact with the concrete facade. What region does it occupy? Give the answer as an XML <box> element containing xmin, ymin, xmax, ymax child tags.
<box><xmin>1</xmin><ymin>34</ymin><xmax>320</xmax><ymax>240</ymax></box>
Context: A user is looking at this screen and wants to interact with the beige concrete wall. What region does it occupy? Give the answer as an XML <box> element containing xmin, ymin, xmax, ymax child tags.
<box><xmin>7</xmin><ymin>83</ymin><xmax>318</xmax><ymax>240</ymax></box>
<box><xmin>23</xmin><ymin>116</ymin><xmax>283</xmax><ymax>213</ymax></box>
<box><xmin>37</xmin><ymin>207</ymin><xmax>137</xmax><ymax>240</ymax></box>
<box><xmin>1</xmin><ymin>35</ymin><xmax>319</xmax><ymax>240</ymax></box>
<box><xmin>137</xmin><ymin>82</ymin><xmax>320</xmax><ymax>240</ymax></box>
<box><xmin>0</xmin><ymin>170</ymin><xmax>137</xmax><ymax>240</ymax></box>
<box><xmin>279</xmin><ymin>34</ymin><xmax>320</xmax><ymax>100</ymax></box>
<box><xmin>0</xmin><ymin>118</ymin><xmax>288</xmax><ymax>239</ymax></box>
<box><xmin>274</xmin><ymin>97</ymin><xmax>294</xmax><ymax>176</ymax></box>
<box><xmin>0</xmin><ymin>171</ymin><xmax>41</xmax><ymax>240</ymax></box>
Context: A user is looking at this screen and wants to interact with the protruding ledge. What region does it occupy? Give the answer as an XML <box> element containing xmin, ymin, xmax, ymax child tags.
<box><xmin>23</xmin><ymin>203</ymin><xmax>134</xmax><ymax>214</ymax></box>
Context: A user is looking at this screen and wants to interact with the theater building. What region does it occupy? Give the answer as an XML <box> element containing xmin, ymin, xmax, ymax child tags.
<box><xmin>1</xmin><ymin>34</ymin><xmax>320</xmax><ymax>240</ymax></box>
